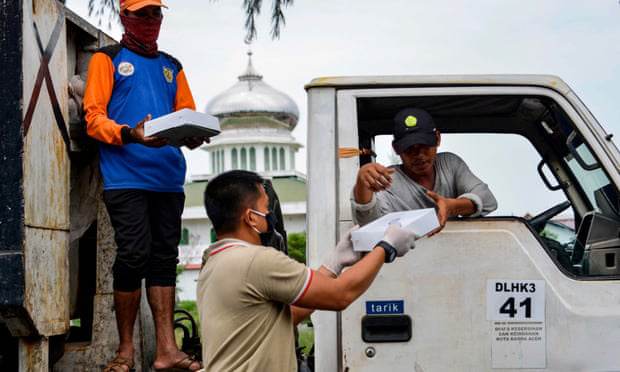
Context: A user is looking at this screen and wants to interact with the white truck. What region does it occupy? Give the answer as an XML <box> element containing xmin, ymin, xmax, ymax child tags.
<box><xmin>305</xmin><ymin>75</ymin><xmax>620</xmax><ymax>371</ymax></box>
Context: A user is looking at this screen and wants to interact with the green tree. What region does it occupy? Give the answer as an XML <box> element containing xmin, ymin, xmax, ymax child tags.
<box><xmin>287</xmin><ymin>232</ymin><xmax>306</xmax><ymax>264</ymax></box>
<box><xmin>86</xmin><ymin>0</ymin><xmax>293</xmax><ymax>40</ymax></box>
<box><xmin>87</xmin><ymin>0</ymin><xmax>119</xmax><ymax>30</ymax></box>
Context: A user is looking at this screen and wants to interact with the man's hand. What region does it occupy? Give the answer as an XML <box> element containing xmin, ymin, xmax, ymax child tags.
<box><xmin>427</xmin><ymin>191</ymin><xmax>449</xmax><ymax>236</ymax></box>
<box><xmin>353</xmin><ymin>163</ymin><xmax>396</xmax><ymax>204</ymax></box>
<box><xmin>130</xmin><ymin>114</ymin><xmax>169</xmax><ymax>147</ymax></box>
<box><xmin>183</xmin><ymin>136</ymin><xmax>211</xmax><ymax>150</ymax></box>
<box><xmin>322</xmin><ymin>225</ymin><xmax>362</xmax><ymax>276</ymax></box>
<box><xmin>382</xmin><ymin>222</ymin><xmax>417</xmax><ymax>257</ymax></box>
<box><xmin>358</xmin><ymin>163</ymin><xmax>395</xmax><ymax>192</ymax></box>
<box><xmin>426</xmin><ymin>191</ymin><xmax>476</xmax><ymax>236</ymax></box>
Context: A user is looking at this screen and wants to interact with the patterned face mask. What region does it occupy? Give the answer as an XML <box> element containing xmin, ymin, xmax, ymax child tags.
<box><xmin>120</xmin><ymin>12</ymin><xmax>162</xmax><ymax>56</ymax></box>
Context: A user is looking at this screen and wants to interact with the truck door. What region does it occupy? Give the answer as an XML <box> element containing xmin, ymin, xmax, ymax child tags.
<box><xmin>328</xmin><ymin>85</ymin><xmax>620</xmax><ymax>371</ymax></box>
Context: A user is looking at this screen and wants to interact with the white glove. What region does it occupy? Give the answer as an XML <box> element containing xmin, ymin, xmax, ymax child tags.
<box><xmin>382</xmin><ymin>222</ymin><xmax>417</xmax><ymax>257</ymax></box>
<box><xmin>323</xmin><ymin>225</ymin><xmax>362</xmax><ymax>276</ymax></box>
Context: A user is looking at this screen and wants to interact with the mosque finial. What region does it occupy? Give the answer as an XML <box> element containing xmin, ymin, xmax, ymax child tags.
<box><xmin>239</xmin><ymin>40</ymin><xmax>262</xmax><ymax>81</ymax></box>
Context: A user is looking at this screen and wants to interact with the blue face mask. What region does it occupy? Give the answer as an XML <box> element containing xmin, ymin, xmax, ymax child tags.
<box><xmin>250</xmin><ymin>209</ymin><xmax>278</xmax><ymax>246</ymax></box>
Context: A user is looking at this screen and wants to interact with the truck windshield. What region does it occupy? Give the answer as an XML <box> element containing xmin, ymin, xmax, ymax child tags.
<box><xmin>563</xmin><ymin>142</ymin><xmax>614</xmax><ymax>216</ymax></box>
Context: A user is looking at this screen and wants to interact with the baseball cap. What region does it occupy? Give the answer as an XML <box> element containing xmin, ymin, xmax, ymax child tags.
<box><xmin>119</xmin><ymin>0</ymin><xmax>167</xmax><ymax>12</ymax></box>
<box><xmin>392</xmin><ymin>107</ymin><xmax>438</xmax><ymax>153</ymax></box>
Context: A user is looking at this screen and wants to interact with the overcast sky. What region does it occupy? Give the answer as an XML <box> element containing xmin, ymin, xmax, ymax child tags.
<box><xmin>66</xmin><ymin>0</ymin><xmax>620</xmax><ymax>216</ymax></box>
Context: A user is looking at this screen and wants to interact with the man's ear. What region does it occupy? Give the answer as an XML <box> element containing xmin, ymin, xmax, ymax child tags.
<box><xmin>436</xmin><ymin>131</ymin><xmax>442</xmax><ymax>147</ymax></box>
<box><xmin>242</xmin><ymin>208</ymin><xmax>254</xmax><ymax>228</ymax></box>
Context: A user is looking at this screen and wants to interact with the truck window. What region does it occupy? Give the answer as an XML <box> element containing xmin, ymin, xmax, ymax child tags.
<box><xmin>352</xmin><ymin>93</ymin><xmax>619</xmax><ymax>279</ymax></box>
<box><xmin>374</xmin><ymin>133</ymin><xmax>570</xmax><ymax>217</ymax></box>
<box><xmin>371</xmin><ymin>131</ymin><xmax>619</xmax><ymax>280</ymax></box>
<box><xmin>374</xmin><ymin>132</ymin><xmax>577</xmax><ymax>271</ymax></box>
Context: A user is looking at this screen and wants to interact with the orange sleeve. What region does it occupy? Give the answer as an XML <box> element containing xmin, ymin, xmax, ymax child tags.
<box><xmin>174</xmin><ymin>69</ymin><xmax>196</xmax><ymax>111</ymax></box>
<box><xmin>83</xmin><ymin>52</ymin><xmax>128</xmax><ymax>145</ymax></box>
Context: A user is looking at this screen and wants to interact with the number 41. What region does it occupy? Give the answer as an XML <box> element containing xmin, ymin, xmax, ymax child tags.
<box><xmin>500</xmin><ymin>297</ymin><xmax>532</xmax><ymax>318</ymax></box>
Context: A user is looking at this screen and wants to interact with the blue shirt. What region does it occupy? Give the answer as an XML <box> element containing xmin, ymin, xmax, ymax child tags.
<box><xmin>96</xmin><ymin>46</ymin><xmax>187</xmax><ymax>192</ymax></box>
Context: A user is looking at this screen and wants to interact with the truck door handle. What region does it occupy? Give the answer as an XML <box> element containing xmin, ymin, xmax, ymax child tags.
<box><xmin>361</xmin><ymin>315</ymin><xmax>412</xmax><ymax>343</ymax></box>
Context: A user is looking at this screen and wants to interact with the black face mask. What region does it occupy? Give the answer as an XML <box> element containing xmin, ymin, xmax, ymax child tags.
<box><xmin>260</xmin><ymin>212</ymin><xmax>279</xmax><ymax>247</ymax></box>
<box><xmin>251</xmin><ymin>210</ymin><xmax>279</xmax><ymax>247</ymax></box>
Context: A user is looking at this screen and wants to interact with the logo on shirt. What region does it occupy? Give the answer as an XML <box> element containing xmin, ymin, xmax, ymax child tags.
<box><xmin>163</xmin><ymin>66</ymin><xmax>174</xmax><ymax>83</ymax></box>
<box><xmin>118</xmin><ymin>62</ymin><xmax>134</xmax><ymax>76</ymax></box>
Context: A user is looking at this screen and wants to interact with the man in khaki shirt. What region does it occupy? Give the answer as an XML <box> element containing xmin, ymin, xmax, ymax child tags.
<box><xmin>197</xmin><ymin>170</ymin><xmax>417</xmax><ymax>371</ymax></box>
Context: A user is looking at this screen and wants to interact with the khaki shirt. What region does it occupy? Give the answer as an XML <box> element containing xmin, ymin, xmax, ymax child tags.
<box><xmin>197</xmin><ymin>239</ymin><xmax>312</xmax><ymax>371</ymax></box>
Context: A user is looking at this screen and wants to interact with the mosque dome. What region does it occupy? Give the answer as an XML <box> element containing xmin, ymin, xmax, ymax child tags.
<box><xmin>205</xmin><ymin>51</ymin><xmax>299</xmax><ymax>130</ymax></box>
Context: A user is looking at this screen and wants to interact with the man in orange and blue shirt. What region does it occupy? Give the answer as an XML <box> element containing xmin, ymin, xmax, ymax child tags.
<box><xmin>84</xmin><ymin>0</ymin><xmax>204</xmax><ymax>370</ymax></box>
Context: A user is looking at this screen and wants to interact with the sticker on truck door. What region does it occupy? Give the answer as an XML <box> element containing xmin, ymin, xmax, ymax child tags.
<box><xmin>487</xmin><ymin>279</ymin><xmax>546</xmax><ymax>368</ymax></box>
<box><xmin>366</xmin><ymin>300</ymin><xmax>404</xmax><ymax>315</ymax></box>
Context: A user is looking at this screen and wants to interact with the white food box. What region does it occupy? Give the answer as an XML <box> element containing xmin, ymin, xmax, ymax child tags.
<box><xmin>351</xmin><ymin>208</ymin><xmax>440</xmax><ymax>251</ymax></box>
<box><xmin>144</xmin><ymin>108</ymin><xmax>221</xmax><ymax>147</ymax></box>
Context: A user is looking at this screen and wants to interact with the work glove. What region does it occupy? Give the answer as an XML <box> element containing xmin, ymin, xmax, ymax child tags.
<box><xmin>382</xmin><ymin>222</ymin><xmax>418</xmax><ymax>257</ymax></box>
<box><xmin>322</xmin><ymin>225</ymin><xmax>362</xmax><ymax>276</ymax></box>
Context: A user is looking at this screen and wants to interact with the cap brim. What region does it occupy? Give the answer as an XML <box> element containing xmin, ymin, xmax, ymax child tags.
<box><xmin>126</xmin><ymin>0</ymin><xmax>168</xmax><ymax>11</ymax></box>
<box><xmin>393</xmin><ymin>132</ymin><xmax>438</xmax><ymax>153</ymax></box>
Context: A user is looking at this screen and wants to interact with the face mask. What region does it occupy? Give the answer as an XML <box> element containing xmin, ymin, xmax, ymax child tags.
<box><xmin>120</xmin><ymin>13</ymin><xmax>162</xmax><ymax>56</ymax></box>
<box><xmin>250</xmin><ymin>209</ymin><xmax>278</xmax><ymax>247</ymax></box>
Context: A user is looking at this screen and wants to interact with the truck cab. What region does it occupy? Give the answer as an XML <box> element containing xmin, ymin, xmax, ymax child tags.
<box><xmin>305</xmin><ymin>75</ymin><xmax>620</xmax><ymax>371</ymax></box>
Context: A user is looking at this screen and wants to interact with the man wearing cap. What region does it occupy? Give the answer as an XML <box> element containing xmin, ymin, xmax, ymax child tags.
<box><xmin>351</xmin><ymin>107</ymin><xmax>497</xmax><ymax>234</ymax></box>
<box><xmin>84</xmin><ymin>1</ymin><xmax>204</xmax><ymax>371</ymax></box>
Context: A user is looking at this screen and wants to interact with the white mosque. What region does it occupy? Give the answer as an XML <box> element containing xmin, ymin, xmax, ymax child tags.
<box><xmin>177</xmin><ymin>51</ymin><xmax>307</xmax><ymax>300</ymax></box>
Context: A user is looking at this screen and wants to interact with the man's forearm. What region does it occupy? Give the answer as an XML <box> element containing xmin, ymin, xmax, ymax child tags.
<box><xmin>335</xmin><ymin>247</ymin><xmax>385</xmax><ymax>308</ymax></box>
<box><xmin>353</xmin><ymin>182</ymin><xmax>373</xmax><ymax>204</ymax></box>
<box><xmin>351</xmin><ymin>187</ymin><xmax>382</xmax><ymax>226</ymax></box>
<box><xmin>292</xmin><ymin>250</ymin><xmax>385</xmax><ymax>321</ymax></box>
<box><xmin>448</xmin><ymin>197</ymin><xmax>476</xmax><ymax>217</ymax></box>
<box><xmin>293</xmin><ymin>246</ymin><xmax>386</xmax><ymax>311</ymax></box>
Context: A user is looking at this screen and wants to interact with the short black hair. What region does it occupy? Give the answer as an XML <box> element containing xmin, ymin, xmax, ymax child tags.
<box><xmin>204</xmin><ymin>170</ymin><xmax>264</xmax><ymax>235</ymax></box>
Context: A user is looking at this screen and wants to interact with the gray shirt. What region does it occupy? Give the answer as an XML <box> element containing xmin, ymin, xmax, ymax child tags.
<box><xmin>351</xmin><ymin>152</ymin><xmax>497</xmax><ymax>226</ymax></box>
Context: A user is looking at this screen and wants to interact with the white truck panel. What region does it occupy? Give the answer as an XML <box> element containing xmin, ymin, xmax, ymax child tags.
<box><xmin>341</xmin><ymin>220</ymin><xmax>620</xmax><ymax>371</ymax></box>
<box><xmin>307</xmin><ymin>87</ymin><xmax>340</xmax><ymax>372</ymax></box>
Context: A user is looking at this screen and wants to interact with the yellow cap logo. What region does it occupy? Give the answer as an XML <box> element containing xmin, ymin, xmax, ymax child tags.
<box><xmin>405</xmin><ymin>115</ymin><xmax>417</xmax><ymax>127</ymax></box>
